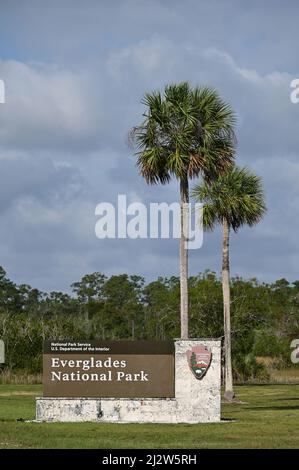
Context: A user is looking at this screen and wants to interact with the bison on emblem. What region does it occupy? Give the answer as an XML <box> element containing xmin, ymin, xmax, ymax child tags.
<box><xmin>186</xmin><ymin>345</ymin><xmax>212</xmax><ymax>380</ymax></box>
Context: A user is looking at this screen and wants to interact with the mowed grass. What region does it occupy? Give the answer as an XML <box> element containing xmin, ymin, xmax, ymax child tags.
<box><xmin>0</xmin><ymin>384</ymin><xmax>298</xmax><ymax>448</ymax></box>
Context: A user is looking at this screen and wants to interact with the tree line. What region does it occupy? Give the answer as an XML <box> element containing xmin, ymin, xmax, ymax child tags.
<box><xmin>0</xmin><ymin>266</ymin><xmax>298</xmax><ymax>382</ymax></box>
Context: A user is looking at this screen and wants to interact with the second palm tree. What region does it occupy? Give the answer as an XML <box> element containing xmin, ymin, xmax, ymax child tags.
<box><xmin>192</xmin><ymin>166</ymin><xmax>266</xmax><ymax>399</ymax></box>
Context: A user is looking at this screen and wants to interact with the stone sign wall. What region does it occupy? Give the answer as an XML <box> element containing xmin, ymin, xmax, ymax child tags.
<box><xmin>37</xmin><ymin>339</ymin><xmax>221</xmax><ymax>423</ymax></box>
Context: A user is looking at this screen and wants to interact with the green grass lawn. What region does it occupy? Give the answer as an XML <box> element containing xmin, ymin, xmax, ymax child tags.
<box><xmin>0</xmin><ymin>384</ymin><xmax>298</xmax><ymax>448</ymax></box>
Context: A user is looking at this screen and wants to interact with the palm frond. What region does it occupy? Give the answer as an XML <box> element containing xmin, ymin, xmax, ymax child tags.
<box><xmin>192</xmin><ymin>165</ymin><xmax>266</xmax><ymax>232</ymax></box>
<box><xmin>129</xmin><ymin>82</ymin><xmax>237</xmax><ymax>185</ymax></box>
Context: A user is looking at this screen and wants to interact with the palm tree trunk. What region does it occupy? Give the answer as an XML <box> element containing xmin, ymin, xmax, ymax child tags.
<box><xmin>222</xmin><ymin>217</ymin><xmax>235</xmax><ymax>401</ymax></box>
<box><xmin>180</xmin><ymin>177</ymin><xmax>189</xmax><ymax>339</ymax></box>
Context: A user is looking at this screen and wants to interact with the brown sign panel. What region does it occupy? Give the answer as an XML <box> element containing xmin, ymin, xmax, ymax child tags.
<box><xmin>43</xmin><ymin>341</ymin><xmax>174</xmax><ymax>398</ymax></box>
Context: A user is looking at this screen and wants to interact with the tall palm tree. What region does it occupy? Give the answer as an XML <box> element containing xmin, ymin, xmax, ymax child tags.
<box><xmin>192</xmin><ymin>166</ymin><xmax>266</xmax><ymax>399</ymax></box>
<box><xmin>130</xmin><ymin>82</ymin><xmax>236</xmax><ymax>339</ymax></box>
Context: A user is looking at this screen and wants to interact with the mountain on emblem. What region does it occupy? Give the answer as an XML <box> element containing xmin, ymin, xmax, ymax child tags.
<box><xmin>186</xmin><ymin>345</ymin><xmax>212</xmax><ymax>380</ymax></box>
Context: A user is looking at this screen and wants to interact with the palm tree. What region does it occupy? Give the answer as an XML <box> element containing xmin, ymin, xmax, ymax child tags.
<box><xmin>192</xmin><ymin>166</ymin><xmax>266</xmax><ymax>399</ymax></box>
<box><xmin>130</xmin><ymin>82</ymin><xmax>236</xmax><ymax>339</ymax></box>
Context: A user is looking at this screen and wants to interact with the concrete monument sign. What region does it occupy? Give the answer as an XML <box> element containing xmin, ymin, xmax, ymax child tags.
<box><xmin>36</xmin><ymin>339</ymin><xmax>221</xmax><ymax>423</ymax></box>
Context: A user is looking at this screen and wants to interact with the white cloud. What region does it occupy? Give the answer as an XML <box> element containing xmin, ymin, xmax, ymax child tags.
<box><xmin>0</xmin><ymin>60</ymin><xmax>102</xmax><ymax>151</ymax></box>
<box><xmin>0</xmin><ymin>2</ymin><xmax>299</xmax><ymax>290</ymax></box>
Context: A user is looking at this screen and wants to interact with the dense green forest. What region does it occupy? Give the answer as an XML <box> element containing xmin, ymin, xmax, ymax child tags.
<box><xmin>0</xmin><ymin>266</ymin><xmax>298</xmax><ymax>382</ymax></box>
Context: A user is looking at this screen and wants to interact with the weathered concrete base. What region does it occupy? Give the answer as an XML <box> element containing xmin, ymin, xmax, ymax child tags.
<box><xmin>36</xmin><ymin>340</ymin><xmax>221</xmax><ymax>423</ymax></box>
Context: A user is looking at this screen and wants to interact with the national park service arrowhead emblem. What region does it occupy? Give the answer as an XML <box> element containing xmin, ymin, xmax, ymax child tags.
<box><xmin>186</xmin><ymin>345</ymin><xmax>212</xmax><ymax>380</ymax></box>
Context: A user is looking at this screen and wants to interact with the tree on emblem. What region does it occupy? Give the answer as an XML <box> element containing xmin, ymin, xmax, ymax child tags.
<box><xmin>191</xmin><ymin>352</ymin><xmax>197</xmax><ymax>369</ymax></box>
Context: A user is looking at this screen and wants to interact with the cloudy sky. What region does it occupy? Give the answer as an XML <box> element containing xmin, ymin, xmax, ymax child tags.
<box><xmin>0</xmin><ymin>0</ymin><xmax>298</xmax><ymax>292</ymax></box>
